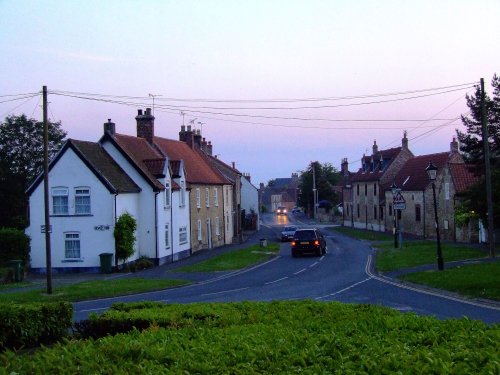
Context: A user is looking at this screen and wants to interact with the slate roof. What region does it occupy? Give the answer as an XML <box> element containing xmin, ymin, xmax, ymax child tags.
<box><xmin>351</xmin><ymin>147</ymin><xmax>402</xmax><ymax>182</ymax></box>
<box><xmin>154</xmin><ymin>137</ymin><xmax>229</xmax><ymax>185</ymax></box>
<box><xmin>449</xmin><ymin>163</ymin><xmax>481</xmax><ymax>194</ymax></box>
<box><xmin>27</xmin><ymin>139</ymin><xmax>141</xmax><ymax>195</ymax></box>
<box><xmin>392</xmin><ymin>152</ymin><xmax>450</xmax><ymax>191</ymax></box>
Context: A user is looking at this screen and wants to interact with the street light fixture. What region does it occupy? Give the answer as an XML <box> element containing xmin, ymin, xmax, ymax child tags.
<box><xmin>426</xmin><ymin>161</ymin><xmax>444</xmax><ymax>271</ymax></box>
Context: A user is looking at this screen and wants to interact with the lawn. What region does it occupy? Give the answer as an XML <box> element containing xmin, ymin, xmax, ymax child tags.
<box><xmin>402</xmin><ymin>261</ymin><xmax>500</xmax><ymax>301</ymax></box>
<box><xmin>173</xmin><ymin>242</ymin><xmax>280</xmax><ymax>272</ymax></box>
<box><xmin>329</xmin><ymin>226</ymin><xmax>393</xmax><ymax>242</ymax></box>
<box><xmin>375</xmin><ymin>240</ymin><xmax>488</xmax><ymax>272</ymax></box>
<box><xmin>0</xmin><ymin>278</ymin><xmax>189</xmax><ymax>303</ymax></box>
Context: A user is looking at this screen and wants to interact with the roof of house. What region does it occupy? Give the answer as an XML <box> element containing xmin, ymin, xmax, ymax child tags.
<box><xmin>110</xmin><ymin>133</ymin><xmax>165</xmax><ymax>191</ymax></box>
<box><xmin>27</xmin><ymin>139</ymin><xmax>141</xmax><ymax>195</ymax></box>
<box><xmin>449</xmin><ymin>163</ymin><xmax>481</xmax><ymax>194</ymax></box>
<box><xmin>350</xmin><ymin>146</ymin><xmax>403</xmax><ymax>183</ymax></box>
<box><xmin>205</xmin><ymin>154</ymin><xmax>242</xmax><ymax>185</ymax></box>
<box><xmin>392</xmin><ymin>152</ymin><xmax>450</xmax><ymax>191</ymax></box>
<box><xmin>154</xmin><ymin>137</ymin><xmax>229</xmax><ymax>185</ymax></box>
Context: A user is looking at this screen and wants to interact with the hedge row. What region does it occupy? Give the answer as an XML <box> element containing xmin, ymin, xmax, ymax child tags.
<box><xmin>2</xmin><ymin>301</ymin><xmax>499</xmax><ymax>374</ymax></box>
<box><xmin>0</xmin><ymin>228</ymin><xmax>30</xmax><ymax>267</ymax></box>
<box><xmin>0</xmin><ymin>302</ymin><xmax>73</xmax><ymax>351</ymax></box>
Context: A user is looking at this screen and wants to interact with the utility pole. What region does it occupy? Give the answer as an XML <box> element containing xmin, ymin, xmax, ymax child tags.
<box><xmin>480</xmin><ymin>78</ymin><xmax>495</xmax><ymax>257</ymax></box>
<box><xmin>42</xmin><ymin>86</ymin><xmax>53</xmax><ymax>294</ymax></box>
<box><xmin>312</xmin><ymin>162</ymin><xmax>317</xmax><ymax>220</ymax></box>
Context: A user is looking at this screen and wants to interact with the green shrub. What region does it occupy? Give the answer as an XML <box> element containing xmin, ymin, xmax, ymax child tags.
<box><xmin>2</xmin><ymin>301</ymin><xmax>499</xmax><ymax>373</ymax></box>
<box><xmin>134</xmin><ymin>256</ymin><xmax>154</xmax><ymax>271</ymax></box>
<box><xmin>0</xmin><ymin>228</ymin><xmax>30</xmax><ymax>267</ymax></box>
<box><xmin>114</xmin><ymin>213</ymin><xmax>137</xmax><ymax>265</ymax></box>
<box><xmin>0</xmin><ymin>302</ymin><xmax>72</xmax><ymax>351</ymax></box>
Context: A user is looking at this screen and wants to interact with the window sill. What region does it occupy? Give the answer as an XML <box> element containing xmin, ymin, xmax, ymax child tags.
<box><xmin>51</xmin><ymin>214</ymin><xmax>94</xmax><ymax>217</ymax></box>
<box><xmin>61</xmin><ymin>259</ymin><xmax>84</xmax><ymax>263</ymax></box>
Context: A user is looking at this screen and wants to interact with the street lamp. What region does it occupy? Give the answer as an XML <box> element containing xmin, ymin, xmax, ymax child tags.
<box><xmin>426</xmin><ymin>161</ymin><xmax>444</xmax><ymax>271</ymax></box>
<box><xmin>390</xmin><ymin>182</ymin><xmax>399</xmax><ymax>248</ymax></box>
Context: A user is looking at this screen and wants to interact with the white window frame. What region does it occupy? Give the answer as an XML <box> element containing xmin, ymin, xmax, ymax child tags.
<box><xmin>64</xmin><ymin>232</ymin><xmax>81</xmax><ymax>259</ymax></box>
<box><xmin>197</xmin><ymin>219</ymin><xmax>202</xmax><ymax>241</ymax></box>
<box><xmin>196</xmin><ymin>188</ymin><xmax>201</xmax><ymax>208</ymax></box>
<box><xmin>75</xmin><ymin>187</ymin><xmax>91</xmax><ymax>214</ymax></box>
<box><xmin>52</xmin><ymin>187</ymin><xmax>69</xmax><ymax>215</ymax></box>
<box><xmin>179</xmin><ymin>226</ymin><xmax>188</xmax><ymax>244</ymax></box>
<box><xmin>215</xmin><ymin>217</ymin><xmax>220</xmax><ymax>236</ymax></box>
<box><xmin>214</xmin><ymin>188</ymin><xmax>219</xmax><ymax>207</ymax></box>
<box><xmin>205</xmin><ymin>188</ymin><xmax>210</xmax><ymax>207</ymax></box>
<box><xmin>444</xmin><ymin>182</ymin><xmax>450</xmax><ymax>200</ymax></box>
<box><xmin>164</xmin><ymin>182</ymin><xmax>171</xmax><ymax>208</ymax></box>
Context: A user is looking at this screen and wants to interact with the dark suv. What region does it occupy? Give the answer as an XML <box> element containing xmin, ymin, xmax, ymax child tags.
<box><xmin>291</xmin><ymin>229</ymin><xmax>327</xmax><ymax>257</ymax></box>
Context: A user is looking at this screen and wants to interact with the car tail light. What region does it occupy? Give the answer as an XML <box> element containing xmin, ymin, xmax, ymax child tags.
<box><xmin>291</xmin><ymin>241</ymin><xmax>296</xmax><ymax>246</ymax></box>
<box><xmin>313</xmin><ymin>240</ymin><xmax>320</xmax><ymax>246</ymax></box>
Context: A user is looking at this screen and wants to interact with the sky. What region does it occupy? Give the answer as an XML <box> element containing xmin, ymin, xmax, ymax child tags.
<box><xmin>1</xmin><ymin>0</ymin><xmax>499</xmax><ymax>187</ymax></box>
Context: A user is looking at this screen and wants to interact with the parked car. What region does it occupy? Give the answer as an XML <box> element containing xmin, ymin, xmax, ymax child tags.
<box><xmin>280</xmin><ymin>226</ymin><xmax>298</xmax><ymax>242</ymax></box>
<box><xmin>291</xmin><ymin>207</ymin><xmax>302</xmax><ymax>213</ymax></box>
<box><xmin>291</xmin><ymin>228</ymin><xmax>327</xmax><ymax>257</ymax></box>
<box><xmin>276</xmin><ymin>206</ymin><xmax>287</xmax><ymax>215</ymax></box>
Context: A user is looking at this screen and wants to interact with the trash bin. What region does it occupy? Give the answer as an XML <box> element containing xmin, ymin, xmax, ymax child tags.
<box><xmin>259</xmin><ymin>239</ymin><xmax>267</xmax><ymax>247</ymax></box>
<box><xmin>99</xmin><ymin>253</ymin><xmax>114</xmax><ymax>274</ymax></box>
<box><xmin>6</xmin><ymin>260</ymin><xmax>22</xmax><ymax>282</ymax></box>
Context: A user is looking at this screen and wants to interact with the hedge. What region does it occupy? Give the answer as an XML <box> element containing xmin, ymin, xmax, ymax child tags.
<box><xmin>0</xmin><ymin>302</ymin><xmax>73</xmax><ymax>351</ymax></box>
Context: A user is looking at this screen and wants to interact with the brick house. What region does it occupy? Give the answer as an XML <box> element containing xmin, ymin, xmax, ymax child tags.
<box><xmin>386</xmin><ymin>138</ymin><xmax>464</xmax><ymax>241</ymax></box>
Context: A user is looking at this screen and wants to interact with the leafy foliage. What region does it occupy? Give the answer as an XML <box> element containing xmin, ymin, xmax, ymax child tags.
<box><xmin>0</xmin><ymin>114</ymin><xmax>66</xmax><ymax>228</ymax></box>
<box><xmin>2</xmin><ymin>301</ymin><xmax>499</xmax><ymax>373</ymax></box>
<box><xmin>297</xmin><ymin>161</ymin><xmax>340</xmax><ymax>214</ymax></box>
<box><xmin>0</xmin><ymin>228</ymin><xmax>30</xmax><ymax>267</ymax></box>
<box><xmin>0</xmin><ymin>301</ymin><xmax>72</xmax><ymax>351</ymax></box>
<box><xmin>456</xmin><ymin>74</ymin><xmax>500</xmax><ymax>226</ymax></box>
<box><xmin>114</xmin><ymin>213</ymin><xmax>137</xmax><ymax>265</ymax></box>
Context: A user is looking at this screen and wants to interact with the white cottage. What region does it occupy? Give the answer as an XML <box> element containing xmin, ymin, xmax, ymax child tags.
<box><xmin>26</xmin><ymin>139</ymin><xmax>141</xmax><ymax>273</ymax></box>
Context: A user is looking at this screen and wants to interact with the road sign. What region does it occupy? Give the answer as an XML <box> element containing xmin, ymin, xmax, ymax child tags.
<box><xmin>393</xmin><ymin>191</ymin><xmax>406</xmax><ymax>210</ymax></box>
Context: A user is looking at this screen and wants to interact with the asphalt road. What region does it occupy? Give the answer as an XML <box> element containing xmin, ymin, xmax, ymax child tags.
<box><xmin>73</xmin><ymin>213</ymin><xmax>500</xmax><ymax>324</ymax></box>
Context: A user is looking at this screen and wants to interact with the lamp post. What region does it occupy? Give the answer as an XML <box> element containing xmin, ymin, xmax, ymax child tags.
<box><xmin>390</xmin><ymin>182</ymin><xmax>399</xmax><ymax>248</ymax></box>
<box><xmin>426</xmin><ymin>161</ymin><xmax>444</xmax><ymax>271</ymax></box>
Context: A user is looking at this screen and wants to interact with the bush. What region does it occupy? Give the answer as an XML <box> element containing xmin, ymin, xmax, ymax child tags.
<box><xmin>0</xmin><ymin>227</ymin><xmax>30</xmax><ymax>267</ymax></box>
<box><xmin>114</xmin><ymin>213</ymin><xmax>137</xmax><ymax>265</ymax></box>
<box><xmin>0</xmin><ymin>302</ymin><xmax>73</xmax><ymax>351</ymax></box>
<box><xmin>134</xmin><ymin>256</ymin><xmax>154</xmax><ymax>271</ymax></box>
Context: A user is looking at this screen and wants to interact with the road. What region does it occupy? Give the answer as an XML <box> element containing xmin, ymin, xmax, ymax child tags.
<box><xmin>74</xmin><ymin>213</ymin><xmax>500</xmax><ymax>324</ymax></box>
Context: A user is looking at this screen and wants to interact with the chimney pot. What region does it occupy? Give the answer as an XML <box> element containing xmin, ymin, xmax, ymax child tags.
<box><xmin>104</xmin><ymin>118</ymin><xmax>116</xmax><ymax>135</ymax></box>
<box><xmin>138</xmin><ymin>109</ymin><xmax>143</xmax><ymax>116</ymax></box>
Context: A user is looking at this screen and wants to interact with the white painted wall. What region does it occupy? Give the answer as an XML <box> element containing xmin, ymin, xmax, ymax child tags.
<box><xmin>223</xmin><ymin>185</ymin><xmax>234</xmax><ymax>244</ymax></box>
<box><xmin>26</xmin><ymin>148</ymin><xmax>117</xmax><ymax>271</ymax></box>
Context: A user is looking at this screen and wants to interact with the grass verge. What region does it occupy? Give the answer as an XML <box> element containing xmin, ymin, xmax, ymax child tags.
<box><xmin>401</xmin><ymin>262</ymin><xmax>500</xmax><ymax>301</ymax></box>
<box><xmin>375</xmin><ymin>241</ymin><xmax>488</xmax><ymax>272</ymax></box>
<box><xmin>0</xmin><ymin>278</ymin><xmax>189</xmax><ymax>303</ymax></box>
<box><xmin>329</xmin><ymin>226</ymin><xmax>393</xmax><ymax>242</ymax></box>
<box><xmin>174</xmin><ymin>242</ymin><xmax>280</xmax><ymax>272</ymax></box>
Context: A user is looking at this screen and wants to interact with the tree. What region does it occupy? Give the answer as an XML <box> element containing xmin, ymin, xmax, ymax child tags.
<box><xmin>297</xmin><ymin>161</ymin><xmax>340</xmax><ymax>215</ymax></box>
<box><xmin>114</xmin><ymin>213</ymin><xmax>137</xmax><ymax>266</ymax></box>
<box><xmin>456</xmin><ymin>75</ymin><xmax>500</xmax><ymax>227</ymax></box>
<box><xmin>0</xmin><ymin>114</ymin><xmax>66</xmax><ymax>228</ymax></box>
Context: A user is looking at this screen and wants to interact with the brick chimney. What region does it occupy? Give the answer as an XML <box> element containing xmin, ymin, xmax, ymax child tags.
<box><xmin>193</xmin><ymin>129</ymin><xmax>202</xmax><ymax>149</ymax></box>
<box><xmin>179</xmin><ymin>125</ymin><xmax>194</xmax><ymax>148</ymax></box>
<box><xmin>207</xmin><ymin>141</ymin><xmax>213</xmax><ymax>156</ymax></box>
<box><xmin>341</xmin><ymin>158</ymin><xmax>349</xmax><ymax>176</ymax></box>
<box><xmin>402</xmin><ymin>130</ymin><xmax>408</xmax><ymax>149</ymax></box>
<box><xmin>104</xmin><ymin>118</ymin><xmax>115</xmax><ymax>135</ymax></box>
<box><xmin>136</xmin><ymin>108</ymin><xmax>154</xmax><ymax>144</ymax></box>
<box><xmin>450</xmin><ymin>137</ymin><xmax>459</xmax><ymax>154</ymax></box>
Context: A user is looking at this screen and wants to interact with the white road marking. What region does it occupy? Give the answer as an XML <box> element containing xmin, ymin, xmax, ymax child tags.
<box><xmin>293</xmin><ymin>268</ymin><xmax>307</xmax><ymax>275</ymax></box>
<box><xmin>202</xmin><ymin>287</ymin><xmax>249</xmax><ymax>297</ymax></box>
<box><xmin>365</xmin><ymin>255</ymin><xmax>500</xmax><ymax>311</ymax></box>
<box><xmin>265</xmin><ymin>276</ymin><xmax>289</xmax><ymax>285</ymax></box>
<box><xmin>315</xmin><ymin>277</ymin><xmax>373</xmax><ymax>300</ymax></box>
